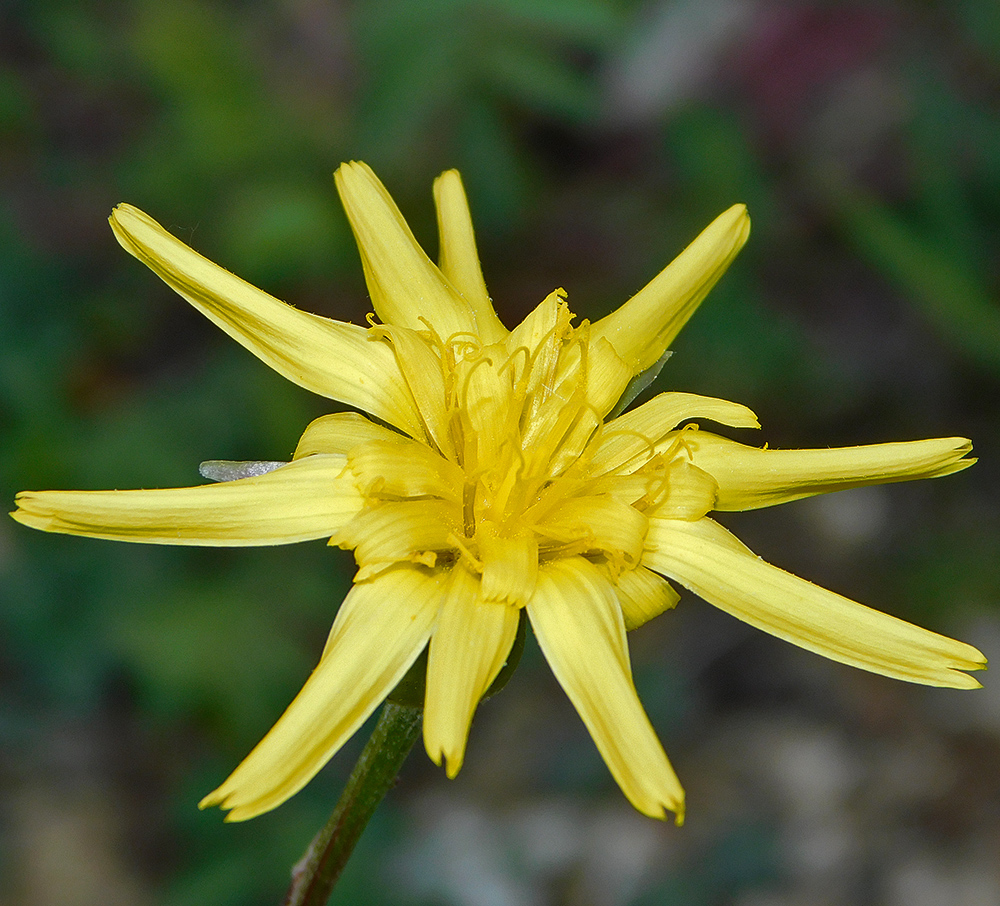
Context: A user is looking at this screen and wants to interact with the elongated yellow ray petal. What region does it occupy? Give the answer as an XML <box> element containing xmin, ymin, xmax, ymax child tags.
<box><xmin>424</xmin><ymin>564</ymin><xmax>520</xmax><ymax>777</ymax></box>
<box><xmin>528</xmin><ymin>557</ymin><xmax>685</xmax><ymax>822</ymax></box>
<box><xmin>678</xmin><ymin>432</ymin><xmax>975</xmax><ymax>510</ymax></box>
<box><xmin>335</xmin><ymin>162</ymin><xmax>478</xmax><ymax>338</ymax></box>
<box><xmin>11</xmin><ymin>455</ymin><xmax>361</xmax><ymax>545</ymax></box>
<box><xmin>200</xmin><ymin>565</ymin><xmax>446</xmax><ymax>820</ymax></box>
<box><xmin>645</xmin><ymin>517</ymin><xmax>986</xmax><ymax>687</ymax></box>
<box><xmin>433</xmin><ymin>169</ymin><xmax>508</xmax><ymax>343</ymax></box>
<box><xmin>110</xmin><ymin>204</ymin><xmax>423</xmax><ymax>437</ymax></box>
<box><xmin>591</xmin><ymin>205</ymin><xmax>750</xmax><ymax>372</ymax></box>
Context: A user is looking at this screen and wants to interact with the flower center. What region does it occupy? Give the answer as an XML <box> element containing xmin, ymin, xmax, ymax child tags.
<box><xmin>339</xmin><ymin>295</ymin><xmax>656</xmax><ymax>603</ymax></box>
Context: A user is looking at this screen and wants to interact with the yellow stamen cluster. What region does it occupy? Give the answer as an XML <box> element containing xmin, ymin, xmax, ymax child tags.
<box><xmin>337</xmin><ymin>291</ymin><xmax>686</xmax><ymax>607</ymax></box>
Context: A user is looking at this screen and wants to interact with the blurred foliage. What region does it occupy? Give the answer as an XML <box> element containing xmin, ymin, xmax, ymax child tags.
<box><xmin>2</xmin><ymin>1</ymin><xmax>999</xmax><ymax>904</ymax></box>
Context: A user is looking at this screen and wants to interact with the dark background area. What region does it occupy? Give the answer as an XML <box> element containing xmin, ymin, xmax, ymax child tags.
<box><xmin>2</xmin><ymin>1</ymin><xmax>999</xmax><ymax>904</ymax></box>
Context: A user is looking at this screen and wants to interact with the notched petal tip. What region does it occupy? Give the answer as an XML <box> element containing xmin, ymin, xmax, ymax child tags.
<box><xmin>197</xmin><ymin>790</ymin><xmax>223</xmax><ymax>811</ymax></box>
<box><xmin>109</xmin><ymin>201</ymin><xmax>150</xmax><ymax>235</ymax></box>
<box><xmin>935</xmin><ymin>644</ymin><xmax>987</xmax><ymax>689</ymax></box>
<box><xmin>943</xmin><ymin>438</ymin><xmax>975</xmax><ymax>472</ymax></box>
<box><xmin>728</xmin><ymin>202</ymin><xmax>751</xmax><ymax>240</ymax></box>
<box><xmin>197</xmin><ymin>790</ymin><xmax>260</xmax><ymax>823</ymax></box>
<box><xmin>10</xmin><ymin>493</ymin><xmax>51</xmax><ymax>531</ymax></box>
<box><xmin>422</xmin><ymin>719</ymin><xmax>473</xmax><ymax>779</ymax></box>
<box><xmin>439</xmin><ymin>749</ymin><xmax>465</xmax><ymax>780</ymax></box>
<box><xmin>198</xmin><ymin>786</ymin><xmax>257</xmax><ymax>822</ymax></box>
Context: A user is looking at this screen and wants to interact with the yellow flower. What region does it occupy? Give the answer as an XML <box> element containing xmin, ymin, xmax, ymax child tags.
<box><xmin>12</xmin><ymin>163</ymin><xmax>985</xmax><ymax>825</ymax></box>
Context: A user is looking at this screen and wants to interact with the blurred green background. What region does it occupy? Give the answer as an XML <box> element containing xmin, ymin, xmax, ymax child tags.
<box><xmin>2</xmin><ymin>1</ymin><xmax>999</xmax><ymax>904</ymax></box>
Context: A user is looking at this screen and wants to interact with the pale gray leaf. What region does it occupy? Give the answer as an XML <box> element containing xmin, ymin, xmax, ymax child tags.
<box><xmin>199</xmin><ymin>460</ymin><xmax>289</xmax><ymax>482</ymax></box>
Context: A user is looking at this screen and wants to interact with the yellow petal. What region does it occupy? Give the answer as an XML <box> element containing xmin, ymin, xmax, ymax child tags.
<box><xmin>433</xmin><ymin>170</ymin><xmax>508</xmax><ymax>344</ymax></box>
<box><xmin>424</xmin><ymin>564</ymin><xmax>520</xmax><ymax>777</ymax></box>
<box><xmin>534</xmin><ymin>494</ymin><xmax>648</xmax><ymax>568</ymax></box>
<box><xmin>109</xmin><ymin>204</ymin><xmax>423</xmax><ymax>437</ymax></box>
<box><xmin>679</xmin><ymin>432</ymin><xmax>975</xmax><ymax>511</ymax></box>
<box><xmin>587</xmin><ymin>392</ymin><xmax>759</xmax><ymax>477</ymax></box>
<box><xmin>614</xmin><ymin>566</ymin><xmax>681</xmax><ymax>632</ymax></box>
<box><xmin>649</xmin><ymin>459</ymin><xmax>719</xmax><ymax>521</ymax></box>
<box><xmin>11</xmin><ymin>455</ymin><xmax>361</xmax><ymax>545</ymax></box>
<box><xmin>335</xmin><ymin>162</ymin><xmax>477</xmax><ymax>338</ymax></box>
<box><xmin>584</xmin><ymin>459</ymin><xmax>717</xmax><ymax>521</ymax></box>
<box><xmin>591</xmin><ymin>205</ymin><xmax>750</xmax><ymax>372</ymax></box>
<box><xmin>528</xmin><ymin>557</ymin><xmax>685</xmax><ymax>821</ymax></box>
<box><xmin>378</xmin><ymin>324</ymin><xmax>457</xmax><ymax>459</ymax></box>
<box><xmin>645</xmin><ymin>517</ymin><xmax>986</xmax><ymax>688</ymax></box>
<box><xmin>347</xmin><ymin>439</ymin><xmax>464</xmax><ymax>503</ymax></box>
<box><xmin>457</xmin><ymin>346</ymin><xmax>516</xmax><ymax>470</ymax></box>
<box><xmin>586</xmin><ymin>471</ymin><xmax>660</xmax><ymax>506</ymax></box>
<box><xmin>504</xmin><ymin>289</ymin><xmax>570</xmax><ymax>406</ymax></box>
<box><xmin>200</xmin><ymin>565</ymin><xmax>445</xmax><ymax>820</ymax></box>
<box><xmin>294</xmin><ymin>412</ymin><xmax>405</xmax><ymax>458</ymax></box>
<box><xmin>522</xmin><ymin>379</ymin><xmax>597</xmax><ymax>480</ymax></box>
<box><xmin>479</xmin><ymin>531</ymin><xmax>538</xmax><ymax>605</ymax></box>
<box><xmin>332</xmin><ymin>499</ymin><xmax>462</xmax><ymax>577</ymax></box>
<box><xmin>506</xmin><ymin>302</ymin><xmax>601</xmax><ymax>477</ymax></box>
<box><xmin>584</xmin><ymin>335</ymin><xmax>637</xmax><ymax>419</ymax></box>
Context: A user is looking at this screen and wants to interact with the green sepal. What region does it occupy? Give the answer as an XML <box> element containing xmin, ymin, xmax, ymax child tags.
<box><xmin>608</xmin><ymin>349</ymin><xmax>673</xmax><ymax>419</ymax></box>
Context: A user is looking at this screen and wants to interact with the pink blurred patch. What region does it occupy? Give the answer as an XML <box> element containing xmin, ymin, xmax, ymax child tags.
<box><xmin>733</xmin><ymin>5</ymin><xmax>896</xmax><ymax>138</ymax></box>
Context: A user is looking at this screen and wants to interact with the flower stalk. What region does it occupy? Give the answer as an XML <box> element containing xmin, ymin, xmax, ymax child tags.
<box><xmin>283</xmin><ymin>701</ymin><xmax>422</xmax><ymax>906</ymax></box>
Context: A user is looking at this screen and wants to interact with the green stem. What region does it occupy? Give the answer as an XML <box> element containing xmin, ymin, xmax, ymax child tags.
<box><xmin>282</xmin><ymin>702</ymin><xmax>423</xmax><ymax>906</ymax></box>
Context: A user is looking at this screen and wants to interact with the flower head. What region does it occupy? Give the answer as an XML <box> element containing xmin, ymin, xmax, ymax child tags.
<box><xmin>12</xmin><ymin>163</ymin><xmax>985</xmax><ymax>824</ymax></box>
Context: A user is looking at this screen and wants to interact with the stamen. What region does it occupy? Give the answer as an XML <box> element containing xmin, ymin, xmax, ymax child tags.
<box><xmin>634</xmin><ymin>458</ymin><xmax>672</xmax><ymax>512</ymax></box>
<box><xmin>458</xmin><ymin>350</ymin><xmax>498</xmax><ymax>398</ymax></box>
<box><xmin>670</xmin><ymin>423</ymin><xmax>702</xmax><ymax>462</ymax></box>
<box><xmin>499</xmin><ymin>344</ymin><xmax>530</xmax><ymax>381</ymax></box>
<box><xmin>462</xmin><ymin>482</ymin><xmax>476</xmax><ymax>537</ymax></box>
